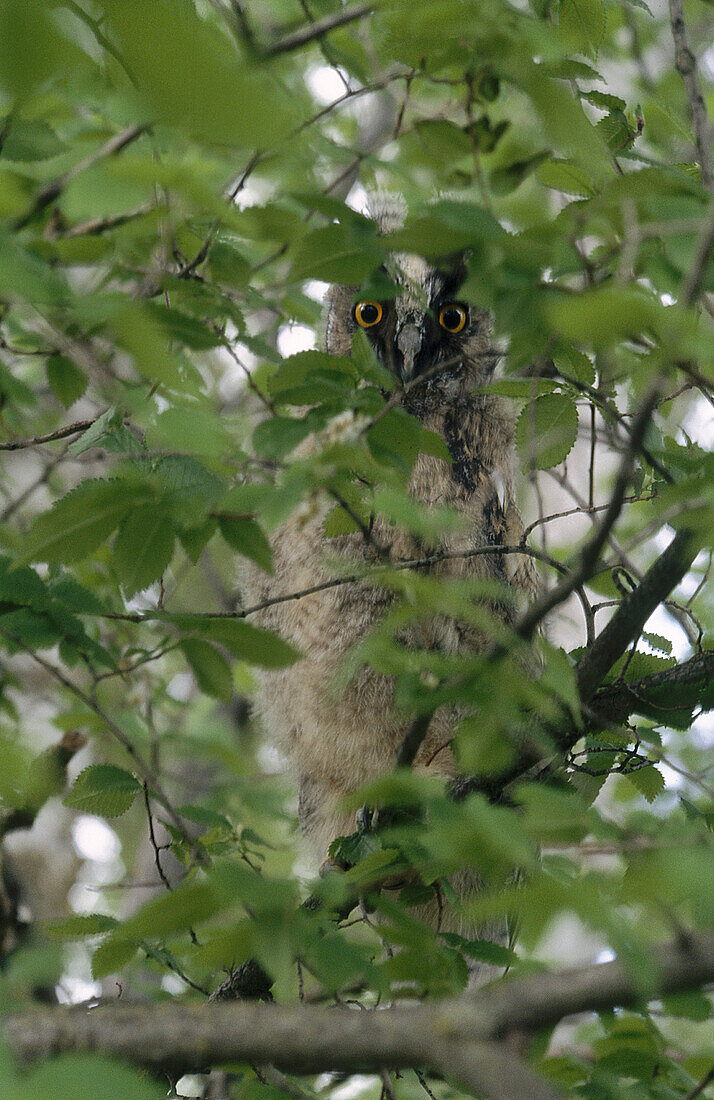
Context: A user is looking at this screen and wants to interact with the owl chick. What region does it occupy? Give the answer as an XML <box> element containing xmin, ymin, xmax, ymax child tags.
<box><xmin>243</xmin><ymin>197</ymin><xmax>536</xmax><ymax>902</ymax></box>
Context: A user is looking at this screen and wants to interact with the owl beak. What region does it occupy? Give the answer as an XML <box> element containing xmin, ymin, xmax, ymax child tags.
<box><xmin>395</xmin><ymin>322</ymin><xmax>423</xmax><ymax>382</ymax></box>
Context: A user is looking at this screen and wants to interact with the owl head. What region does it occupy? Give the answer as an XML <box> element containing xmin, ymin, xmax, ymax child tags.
<box><xmin>324</xmin><ymin>193</ymin><xmax>493</xmax><ymax>410</ymax></box>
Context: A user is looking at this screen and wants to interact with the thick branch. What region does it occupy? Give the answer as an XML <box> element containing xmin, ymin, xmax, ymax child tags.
<box><xmin>589</xmin><ymin>648</ymin><xmax>714</xmax><ymax>727</ymax></box>
<box><xmin>6</xmin><ymin>932</ymin><xmax>714</xmax><ymax>1095</ymax></box>
<box><xmin>396</xmin><ymin>713</ymin><xmax>434</xmax><ymax>768</ymax></box>
<box><xmin>576</xmin><ymin>528</ymin><xmax>698</xmax><ymax>702</ymax></box>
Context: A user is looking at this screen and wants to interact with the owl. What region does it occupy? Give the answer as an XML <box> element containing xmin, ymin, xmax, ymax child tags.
<box><xmin>242</xmin><ymin>196</ymin><xmax>536</xmax><ymax>924</ymax></box>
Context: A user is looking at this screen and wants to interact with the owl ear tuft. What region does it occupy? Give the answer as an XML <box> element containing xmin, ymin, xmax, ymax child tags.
<box><xmin>366</xmin><ymin>191</ymin><xmax>406</xmax><ymax>234</ymax></box>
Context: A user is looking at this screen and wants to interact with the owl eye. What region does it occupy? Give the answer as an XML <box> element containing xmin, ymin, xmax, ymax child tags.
<box><xmin>354</xmin><ymin>301</ymin><xmax>383</xmax><ymax>327</ymax></box>
<box><xmin>438</xmin><ymin>303</ymin><xmax>467</xmax><ymax>333</ymax></box>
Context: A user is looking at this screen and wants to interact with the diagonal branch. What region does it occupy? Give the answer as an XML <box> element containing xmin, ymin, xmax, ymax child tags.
<box><xmin>454</xmin><ymin>530</ymin><xmax>703</xmax><ymax>803</ymax></box>
<box><xmin>0</xmin><ymin>628</ymin><xmax>206</xmax><ymax>866</ymax></box>
<box><xmin>233</xmin><ymin>1</ymin><xmax>373</xmax><ymax>58</ymax></box>
<box><xmin>575</xmin><ymin>527</ymin><xmax>698</xmax><ymax>702</ymax></box>
<box><xmin>14</xmin><ymin>124</ymin><xmax>147</xmax><ymax>230</ymax></box>
<box><xmin>667</xmin><ymin>0</ymin><xmax>713</xmax><ymax>190</ymax></box>
<box><xmin>512</xmin><ymin>381</ymin><xmax>665</xmax><ymax>644</ymax></box>
<box><xmin>264</xmin><ymin>3</ymin><xmax>373</xmax><ymax>57</ymax></box>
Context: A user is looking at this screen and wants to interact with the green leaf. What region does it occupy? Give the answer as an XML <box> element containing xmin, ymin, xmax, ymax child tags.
<box><xmin>145</xmin><ymin>302</ymin><xmax>223</xmax><ymax>349</ymax></box>
<box><xmin>111</xmin><ymin>506</ymin><xmax>175</xmax><ymax>597</ymax></box>
<box><xmin>0</xmin><ymin>117</ymin><xmax>64</xmax><ymax>161</ymax></box>
<box><xmin>552</xmin><ymin>345</ymin><xmax>596</xmax><ymax>386</ymax></box>
<box><xmin>102</xmin><ymin>0</ymin><xmax>296</xmax><ymax>147</ymax></box>
<box><xmin>537</xmin><ymin>158</ymin><xmax>596</xmax><ymax>198</ymax></box>
<box><xmin>583</xmin><ymin>90</ymin><xmax>627</xmax><ymax>112</ymax></box>
<box><xmin>441</xmin><ymin>934</ymin><xmax>518</xmax><ymax>966</ymax></box>
<box><xmin>218</xmin><ymin>516</ymin><xmax>273</xmax><ymax>573</ymax></box>
<box><xmin>663</xmin><ymin>992</ymin><xmax>712</xmax><ymax>1020</ymax></box>
<box><xmin>184</xmin><ymin>618</ymin><xmax>300</xmax><ymax>668</ymax></box>
<box><xmin>269</xmin><ymin>350</ymin><xmax>357</xmax><ymax>396</ymax></box>
<box><xmin>21</xmin><ymin>479</ymin><xmax>146</xmax><ymax>565</ymax></box>
<box><xmin>253</xmin><ymin>416</ymin><xmax>312</xmax><ymax>460</ymax></box>
<box><xmin>367</xmin><ymin>407</ymin><xmax>444</xmax><ymax>471</ymax></box>
<box><xmin>91</xmin><ymin>936</ymin><xmax>140</xmax><ymax>979</ymax></box>
<box><xmin>624</xmin><ymin>765</ymin><xmax>665</xmax><ymax>803</ymax></box>
<box><xmin>181</xmin><ymin>638</ymin><xmax>233</xmax><ymax>702</ymax></box>
<box><xmin>24</xmin><ymin>1054</ymin><xmax>164</xmax><ymax>1100</ymax></box>
<box><xmin>178</xmin><ymin>518</ymin><xmax>217</xmax><ymax>563</ymax></box>
<box><xmin>122</xmin><ymin>881</ymin><xmax>219</xmax><ymax>937</ymax></box>
<box><xmin>641</xmin><ymin>632</ymin><xmax>672</xmax><ymax>656</ymax></box>
<box><xmin>490</xmin><ymin>151</ymin><xmax>550</xmax><ymax>195</ymax></box>
<box><xmin>147</xmin><ymin>406</ymin><xmax>230</xmax><ymax>458</ymax></box>
<box><xmin>411</xmin><ymin>118</ymin><xmax>472</xmax><ymax>164</ymax></box>
<box><xmin>559</xmin><ymin>0</ymin><xmax>606</xmax><ymax>58</ymax></box>
<box><xmin>470</xmin><ymin>115</ymin><xmax>509</xmax><ymax>154</ymax></box>
<box><xmin>64</xmin><ymin>765</ymin><xmax>141</xmax><ymax>818</ymax></box>
<box><xmin>46</xmin><ymin>914</ymin><xmax>120</xmax><ymax>938</ymax></box>
<box><xmin>67</xmin><ymin>407</ymin><xmax>125</xmax><ymax>456</ymax></box>
<box><xmin>48</xmin><ymin>576</ymin><xmax>105</xmax><ymax>615</ymax></box>
<box><xmin>290</xmin><ymin>222</ymin><xmax>383</xmax><ymax>283</ymax></box>
<box><xmin>516</xmin><ymin>393</ymin><xmax>579</xmax><ymax>469</ymax></box>
<box><xmin>0</xmin><ymin>555</ymin><xmax>50</xmax><ymax>606</ymax></box>
<box><xmin>46</xmin><ymin>354</ymin><xmax>87</xmax><ymax>408</ymax></box>
<box><xmin>153</xmin><ymin>456</ymin><xmax>223</xmax><ymax>526</ymax></box>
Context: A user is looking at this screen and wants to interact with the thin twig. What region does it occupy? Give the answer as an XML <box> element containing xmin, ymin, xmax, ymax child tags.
<box><xmin>264</xmin><ymin>3</ymin><xmax>373</xmax><ymax>57</ymax></box>
<box><xmin>99</xmin><ymin>543</ymin><xmax>570</xmax><ymax>624</ymax></box>
<box><xmin>685</xmin><ymin>1065</ymin><xmax>714</xmax><ymax>1100</ymax></box>
<box><xmin>0</xmin><ymin>419</ymin><xmax>96</xmax><ymax>451</ymax></box>
<box><xmin>512</xmin><ymin>381</ymin><xmax>665</xmax><ymax>644</ymax></box>
<box><xmin>682</xmin><ymin>201</ymin><xmax>714</xmax><ymax>304</ymax></box>
<box><xmin>61</xmin><ymin>203</ymin><xmax>154</xmax><ymax>238</ymax></box>
<box><xmin>142</xmin><ymin>783</ymin><xmax>174</xmax><ymax>893</ymax></box>
<box><xmin>0</xmin><ymin>628</ymin><xmax>206</xmax><ymax>864</ymax></box>
<box><xmin>14</xmin><ymin>125</ymin><xmax>147</xmax><ymax>230</ymax></box>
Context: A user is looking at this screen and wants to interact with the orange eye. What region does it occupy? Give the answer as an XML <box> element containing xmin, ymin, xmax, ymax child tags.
<box><xmin>438</xmin><ymin>303</ymin><xmax>467</xmax><ymax>333</ymax></box>
<box><xmin>354</xmin><ymin>300</ymin><xmax>383</xmax><ymax>327</ymax></box>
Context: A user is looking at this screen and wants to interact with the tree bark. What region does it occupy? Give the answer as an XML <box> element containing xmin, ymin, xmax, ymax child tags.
<box><xmin>6</xmin><ymin>931</ymin><xmax>714</xmax><ymax>1099</ymax></box>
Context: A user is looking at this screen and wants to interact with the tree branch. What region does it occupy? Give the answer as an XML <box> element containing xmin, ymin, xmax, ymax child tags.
<box><xmin>396</xmin><ymin>713</ymin><xmax>434</xmax><ymax>768</ymax></box>
<box><xmin>667</xmin><ymin>0</ymin><xmax>713</xmax><ymax>190</ymax></box>
<box><xmin>588</xmin><ymin>648</ymin><xmax>714</xmax><ymax>727</ymax></box>
<box><xmin>0</xmin><ymin>629</ymin><xmax>206</xmax><ymax>866</ymax></box>
<box><xmin>264</xmin><ymin>4</ymin><xmax>373</xmax><ymax>57</ymax></box>
<box><xmin>14</xmin><ymin>125</ymin><xmax>147</xmax><ymax>230</ymax></box>
<box><xmin>6</xmin><ymin>932</ymin><xmax>714</xmax><ymax>1096</ymax></box>
<box><xmin>512</xmin><ymin>382</ymin><xmax>665</xmax><ymax>644</ymax></box>
<box><xmin>100</xmin><ymin>543</ymin><xmax>566</xmax><ymax>624</ymax></box>
<box><xmin>0</xmin><ymin>419</ymin><xmax>96</xmax><ymax>451</ymax></box>
<box><xmin>575</xmin><ymin>528</ymin><xmax>698</xmax><ymax>702</ymax></box>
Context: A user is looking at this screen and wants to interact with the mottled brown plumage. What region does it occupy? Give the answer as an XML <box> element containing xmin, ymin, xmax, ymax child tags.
<box><xmin>242</xmin><ymin>198</ymin><xmax>536</xmax><ymax>914</ymax></box>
